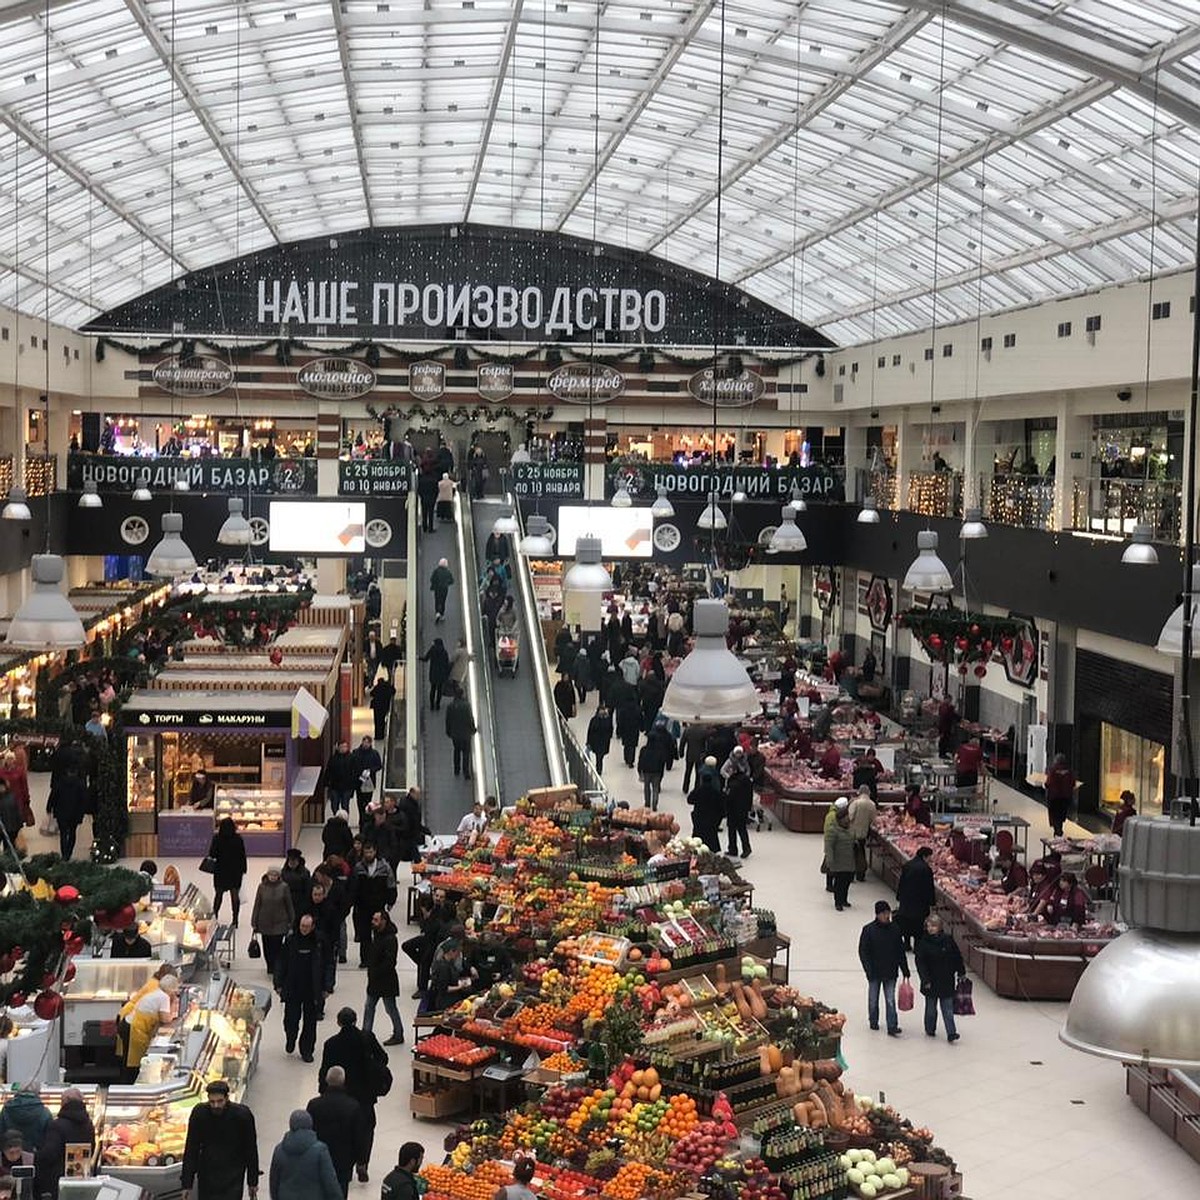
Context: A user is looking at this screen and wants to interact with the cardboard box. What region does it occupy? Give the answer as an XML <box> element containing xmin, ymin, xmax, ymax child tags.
<box><xmin>528</xmin><ymin>784</ymin><xmax>577</xmax><ymax>810</ymax></box>
<box><xmin>410</xmin><ymin>1085</ymin><xmax>471</xmax><ymax>1119</ymax></box>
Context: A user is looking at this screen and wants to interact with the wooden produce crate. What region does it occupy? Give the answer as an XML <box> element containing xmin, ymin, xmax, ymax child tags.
<box><xmin>410</xmin><ymin>1084</ymin><xmax>472</xmax><ymax>1119</ymax></box>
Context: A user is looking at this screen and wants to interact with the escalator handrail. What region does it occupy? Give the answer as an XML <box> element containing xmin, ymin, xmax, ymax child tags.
<box><xmin>405</xmin><ymin>486</ymin><xmax>420</xmax><ymax>791</ymax></box>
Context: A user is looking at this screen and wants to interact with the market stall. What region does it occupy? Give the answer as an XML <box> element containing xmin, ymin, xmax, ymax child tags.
<box><xmin>122</xmin><ymin>690</ymin><xmax>318</xmax><ymax>857</ymax></box>
<box><xmin>868</xmin><ymin>812</ymin><xmax>1121</xmax><ymax>1000</ymax></box>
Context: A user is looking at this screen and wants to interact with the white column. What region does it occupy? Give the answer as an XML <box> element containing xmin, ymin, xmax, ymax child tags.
<box><xmin>1053</xmin><ymin>399</ymin><xmax>1089</xmax><ymax>533</ymax></box>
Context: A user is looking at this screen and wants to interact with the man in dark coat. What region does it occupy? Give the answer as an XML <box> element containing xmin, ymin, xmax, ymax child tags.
<box><xmin>586</xmin><ymin>706</ymin><xmax>613</xmax><ymax>775</ymax></box>
<box><xmin>324</xmin><ymin>741</ymin><xmax>358</xmax><ymax>819</ymax></box>
<box><xmin>363</xmin><ymin>808</ymin><xmax>401</xmax><ymax>872</ymax></box>
<box><xmin>349</xmin><ymin>737</ymin><xmax>383</xmax><ymax>827</ymax></box>
<box><xmin>687</xmin><ymin>758</ymin><xmax>724</xmax><ymax>853</ymax></box>
<box><xmin>306</xmin><ymin>1066</ymin><xmax>366</xmax><ymax>1198</ymax></box>
<box><xmin>444</xmin><ymin>691</ymin><xmax>476</xmax><ymax>780</ymax></box>
<box><xmin>299</xmin><ymin>883</ymin><xmax>340</xmax><ymax>1015</ymax></box>
<box><xmin>857</xmin><ymin>901</ymin><xmax>911</xmax><ymax>1037</ymax></box>
<box><xmin>180</xmin><ymin>1079</ymin><xmax>258</xmax><ymax>1200</ymax></box>
<box><xmin>895</xmin><ymin>846</ymin><xmax>936</xmax><ymax>951</ymax></box>
<box><xmin>614</xmin><ymin>694</ymin><xmax>642</xmax><ymax>768</ymax></box>
<box><xmin>47</xmin><ymin>767</ymin><xmax>89</xmax><ymax>860</ymax></box>
<box><xmin>350</xmin><ymin>845</ymin><xmax>397</xmax><ymax>968</ymax></box>
<box><xmin>681</xmin><ymin>723</ymin><xmax>710</xmax><ymax>793</ymax></box>
<box><xmin>274</xmin><ymin>914</ymin><xmax>327</xmax><ymax>1062</ymax></box>
<box><xmin>429</xmin><ymin>559</ymin><xmax>454</xmax><ymax>622</ymax></box>
<box><xmin>363</xmin><ymin>911</ymin><xmax>405</xmax><ymax>1045</ymax></box>
<box><xmin>419</xmin><ymin>638</ymin><xmax>451</xmax><ymax>712</ymax></box>
<box><xmin>35</xmin><ymin>1088</ymin><xmax>95</xmax><ymax>1200</ymax></box>
<box><xmin>319</xmin><ymin>1009</ymin><xmax>389</xmax><ymax>1184</ymax></box>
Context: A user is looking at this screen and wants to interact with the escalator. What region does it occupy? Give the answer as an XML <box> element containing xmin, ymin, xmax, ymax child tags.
<box><xmin>471</xmin><ymin>498</ymin><xmax>565</xmax><ymax>802</ymax></box>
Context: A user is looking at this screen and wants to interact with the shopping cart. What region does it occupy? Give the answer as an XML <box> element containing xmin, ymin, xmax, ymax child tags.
<box><xmin>495</xmin><ymin>632</ymin><xmax>519</xmax><ymax>677</ymax></box>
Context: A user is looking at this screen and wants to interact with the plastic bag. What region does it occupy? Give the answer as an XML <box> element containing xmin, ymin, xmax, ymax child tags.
<box><xmin>953</xmin><ymin>976</ymin><xmax>975</xmax><ymax>1016</ymax></box>
<box><xmin>898</xmin><ymin>979</ymin><xmax>914</xmax><ymax>1012</ymax></box>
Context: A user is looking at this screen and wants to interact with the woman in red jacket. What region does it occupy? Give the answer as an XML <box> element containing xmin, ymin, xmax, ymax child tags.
<box><xmin>1111</xmin><ymin>790</ymin><xmax>1137</xmax><ymax>836</ymax></box>
<box><xmin>1035</xmin><ymin>872</ymin><xmax>1090</xmax><ymax>927</ymax></box>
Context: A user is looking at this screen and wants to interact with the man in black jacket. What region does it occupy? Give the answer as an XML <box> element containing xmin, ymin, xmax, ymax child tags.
<box><xmin>324</xmin><ymin>741</ymin><xmax>358</xmax><ymax>819</ymax></box>
<box><xmin>349</xmin><ymin>737</ymin><xmax>383</xmax><ymax>828</ymax></box>
<box><xmin>299</xmin><ymin>884</ymin><xmax>340</xmax><ymax>1019</ymax></box>
<box><xmin>895</xmin><ymin>846</ymin><xmax>936</xmax><ymax>951</ymax></box>
<box><xmin>274</xmin><ymin>914</ymin><xmax>327</xmax><ymax>1062</ymax></box>
<box><xmin>306</xmin><ymin>1065</ymin><xmax>365</xmax><ymax>1198</ymax></box>
<box><xmin>381</xmin><ymin>1143</ymin><xmax>425</xmax><ymax>1200</ymax></box>
<box><xmin>444</xmin><ymin>690</ymin><xmax>476</xmax><ymax>780</ymax></box>
<box><xmin>319</xmin><ymin>1009</ymin><xmax>389</xmax><ymax>1184</ymax></box>
<box><xmin>350</xmin><ymin>845</ymin><xmax>398</xmax><ymax>968</ymax></box>
<box><xmin>363</xmin><ymin>911</ymin><xmax>405</xmax><ymax>1046</ymax></box>
<box><xmin>857</xmin><ymin>901</ymin><xmax>911</xmax><ymax>1037</ymax></box>
<box><xmin>615</xmin><ymin>694</ymin><xmax>642</xmax><ymax>768</ymax></box>
<box><xmin>180</xmin><ymin>1079</ymin><xmax>258</xmax><ymax>1200</ymax></box>
<box><xmin>35</xmin><ymin>1088</ymin><xmax>94</xmax><ymax>1200</ymax></box>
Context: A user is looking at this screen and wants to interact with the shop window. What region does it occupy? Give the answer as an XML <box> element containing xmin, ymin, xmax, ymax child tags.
<box><xmin>980</xmin><ymin>336</ymin><xmax>992</xmax><ymax>352</ymax></box>
<box><xmin>1099</xmin><ymin>722</ymin><xmax>1163</xmax><ymax>816</ymax></box>
<box><xmin>837</xmin><ymin>364</ymin><xmax>846</xmax><ymax>376</ymax></box>
<box><xmin>1152</xmin><ymin>300</ymin><xmax>1171</xmax><ymax>320</ymax></box>
<box><xmin>1</xmin><ymin>327</ymin><xmax>7</xmax><ymax>341</ymax></box>
<box><xmin>877</xmin><ymin>356</ymin><xmax>886</xmax><ymax>368</ymax></box>
<box><xmin>941</xmin><ymin>343</ymin><xmax>952</xmax><ymax>357</ymax></box>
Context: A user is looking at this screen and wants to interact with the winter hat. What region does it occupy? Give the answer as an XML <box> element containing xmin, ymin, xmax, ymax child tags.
<box><xmin>834</xmin><ymin>797</ymin><xmax>849</xmax><ymax>811</ymax></box>
<box><xmin>704</xmin><ymin>755</ymin><xmax>718</xmax><ymax>767</ymax></box>
<box><xmin>874</xmin><ymin>901</ymin><xmax>891</xmax><ymax>915</ymax></box>
<box><xmin>289</xmin><ymin>1110</ymin><xmax>313</xmax><ymax>1131</ymax></box>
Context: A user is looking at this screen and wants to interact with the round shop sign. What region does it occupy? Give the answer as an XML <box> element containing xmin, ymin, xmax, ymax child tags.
<box><xmin>477</xmin><ymin>362</ymin><xmax>514</xmax><ymax>402</ymax></box>
<box><xmin>248</xmin><ymin>516</ymin><xmax>270</xmax><ymax>547</ymax></box>
<box><xmin>151</xmin><ymin>354</ymin><xmax>234</xmax><ymax>398</ymax></box>
<box><xmin>296</xmin><ymin>356</ymin><xmax>377</xmax><ymax>400</ymax></box>
<box><xmin>687</xmin><ymin>367</ymin><xmax>766</xmax><ymax>407</ymax></box>
<box><xmin>547</xmin><ymin>363</ymin><xmax>625</xmax><ymax>404</ymax></box>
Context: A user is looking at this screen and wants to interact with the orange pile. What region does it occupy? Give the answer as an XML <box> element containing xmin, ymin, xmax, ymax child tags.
<box><xmin>422</xmin><ymin>1161</ymin><xmax>512</xmax><ymax>1200</ymax></box>
<box><xmin>658</xmin><ymin>1092</ymin><xmax>700</xmax><ymax>1138</ymax></box>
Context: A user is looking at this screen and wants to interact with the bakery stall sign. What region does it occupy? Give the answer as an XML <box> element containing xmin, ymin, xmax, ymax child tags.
<box><xmin>409</xmin><ymin>360</ymin><xmax>446</xmax><ymax>400</ymax></box>
<box><xmin>130</xmin><ymin>706</ymin><xmax>292</xmax><ymax>727</ymax></box>
<box><xmin>547</xmin><ymin>363</ymin><xmax>625</xmax><ymax>404</ymax></box>
<box><xmin>477</xmin><ymin>362</ymin><xmax>514</xmax><ymax>402</ymax></box>
<box><xmin>687</xmin><ymin>367</ymin><xmax>767</xmax><ymax>407</ymax></box>
<box><xmin>151</xmin><ymin>355</ymin><xmax>233</xmax><ymax>397</ymax></box>
<box><xmin>296</xmin><ymin>357</ymin><xmax>376</xmax><ymax>400</ymax></box>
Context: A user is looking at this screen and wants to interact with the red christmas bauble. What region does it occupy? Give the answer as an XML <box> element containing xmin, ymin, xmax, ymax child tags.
<box><xmin>982</xmin><ymin>640</ymin><xmax>994</xmax><ymax>655</ymax></box>
<box><xmin>55</xmin><ymin>885</ymin><xmax>80</xmax><ymax>904</ymax></box>
<box><xmin>109</xmin><ymin>904</ymin><xmax>137</xmax><ymax>931</ymax></box>
<box><xmin>974</xmin><ymin>665</ymin><xmax>988</xmax><ymax>678</ymax></box>
<box><xmin>0</xmin><ymin>952</ymin><xmax>16</xmax><ymax>975</ymax></box>
<box><xmin>269</xmin><ymin>648</ymin><xmax>284</xmax><ymax>666</ymax></box>
<box><xmin>41</xmin><ymin>971</ymin><xmax>58</xmax><ymax>989</ymax></box>
<box><xmin>1000</xmin><ymin>636</ymin><xmax>1014</xmax><ymax>653</ymax></box>
<box><xmin>62</xmin><ymin>934</ymin><xmax>85</xmax><ymax>957</ymax></box>
<box><xmin>955</xmin><ymin>636</ymin><xmax>969</xmax><ymax>652</ymax></box>
<box><xmin>63</xmin><ymin>964</ymin><xmax>76</xmax><ymax>984</ymax></box>
<box><xmin>969</xmin><ymin>623</ymin><xmax>981</xmax><ymax>637</ymax></box>
<box><xmin>8</xmin><ymin>992</ymin><xmax>25</xmax><ymax>1008</ymax></box>
<box><xmin>958</xmin><ymin>663</ymin><xmax>969</xmax><ymax>675</ymax></box>
<box><xmin>93</xmin><ymin>910</ymin><xmax>112</xmax><ymax>930</ymax></box>
<box><xmin>33</xmin><ymin>990</ymin><xmax>64</xmax><ymax>1021</ymax></box>
<box><xmin>928</xmin><ymin>634</ymin><xmax>942</xmax><ymax>651</ymax></box>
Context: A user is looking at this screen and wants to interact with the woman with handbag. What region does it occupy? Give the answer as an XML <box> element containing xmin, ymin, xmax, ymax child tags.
<box><xmin>206</xmin><ymin>818</ymin><xmax>248</xmax><ymax>927</ymax></box>
<box><xmin>251</xmin><ymin>867</ymin><xmax>295</xmax><ymax>974</ymax></box>
<box><xmin>915</xmin><ymin>914</ymin><xmax>966</xmax><ymax>1042</ymax></box>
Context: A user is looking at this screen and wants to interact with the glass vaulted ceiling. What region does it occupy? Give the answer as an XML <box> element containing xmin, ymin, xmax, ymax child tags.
<box><xmin>0</xmin><ymin>0</ymin><xmax>1196</xmax><ymax>344</ymax></box>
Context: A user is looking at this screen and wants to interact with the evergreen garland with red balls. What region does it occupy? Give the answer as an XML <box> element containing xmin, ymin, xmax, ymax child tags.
<box><xmin>896</xmin><ymin>609</ymin><xmax>1025</xmax><ymax>678</ymax></box>
<box><xmin>0</xmin><ymin>854</ymin><xmax>150</xmax><ymax>1004</ymax></box>
<box><xmin>151</xmin><ymin>593</ymin><xmax>310</xmax><ymax>649</ymax></box>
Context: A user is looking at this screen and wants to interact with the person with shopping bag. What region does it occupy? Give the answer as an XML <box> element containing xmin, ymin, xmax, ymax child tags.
<box><xmin>857</xmin><ymin>901</ymin><xmax>910</xmax><ymax>1037</ymax></box>
<box><xmin>915</xmin><ymin>914</ymin><xmax>966</xmax><ymax>1042</ymax></box>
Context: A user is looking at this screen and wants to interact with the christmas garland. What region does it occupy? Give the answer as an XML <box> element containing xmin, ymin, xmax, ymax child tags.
<box><xmin>897</xmin><ymin>609</ymin><xmax>1025</xmax><ymax>678</ymax></box>
<box><xmin>0</xmin><ymin>855</ymin><xmax>150</xmax><ymax>1009</ymax></box>
<box><xmin>366</xmin><ymin>402</ymin><xmax>553</xmax><ymax>427</ymax></box>
<box><xmin>152</xmin><ymin>593</ymin><xmax>310</xmax><ymax>649</ymax></box>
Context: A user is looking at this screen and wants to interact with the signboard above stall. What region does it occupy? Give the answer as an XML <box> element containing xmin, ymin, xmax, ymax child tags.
<box><xmin>511</xmin><ymin>461</ymin><xmax>585</xmax><ymax>499</ymax></box>
<box><xmin>68</xmin><ymin>454</ymin><xmax>318</xmax><ymax>494</ymax></box>
<box><xmin>606</xmin><ymin>462</ymin><xmax>843</xmax><ymax>502</ymax></box>
<box><xmin>338</xmin><ymin>459</ymin><xmax>412</xmax><ymax>496</ymax></box>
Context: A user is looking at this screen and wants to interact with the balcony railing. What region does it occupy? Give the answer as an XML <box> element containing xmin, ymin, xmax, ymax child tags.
<box><xmin>906</xmin><ymin>470</ymin><xmax>963</xmax><ymax>519</ymax></box>
<box><xmin>0</xmin><ymin>455</ymin><xmax>56</xmax><ymax>499</ymax></box>
<box><xmin>987</xmin><ymin>474</ymin><xmax>1057</xmax><ymax>532</ymax></box>
<box><xmin>1071</xmin><ymin>477</ymin><xmax>1182</xmax><ymax>543</ymax></box>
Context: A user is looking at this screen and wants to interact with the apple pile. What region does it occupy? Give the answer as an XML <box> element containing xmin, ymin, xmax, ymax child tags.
<box><xmin>664</xmin><ymin>1120</ymin><xmax>731</xmax><ymax>1175</ymax></box>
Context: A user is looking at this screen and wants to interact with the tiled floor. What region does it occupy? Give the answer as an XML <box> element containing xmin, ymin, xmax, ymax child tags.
<box><xmin>30</xmin><ymin>693</ymin><xmax>1198</xmax><ymax>1198</ymax></box>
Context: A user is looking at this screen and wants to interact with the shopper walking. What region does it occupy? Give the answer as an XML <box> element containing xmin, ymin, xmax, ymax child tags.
<box><xmin>369</xmin><ymin>672</ymin><xmax>396</xmax><ymax>743</ymax></box>
<box><xmin>319</xmin><ymin>1009</ymin><xmax>390</xmax><ymax>1183</ymax></box>
<box><xmin>281</xmin><ymin>849</ymin><xmax>311</xmax><ymax>915</ymax></box>
<box><xmin>0</xmin><ymin>1089</ymin><xmax>49</xmax><ymax>1152</ymax></box>
<box><xmin>34</xmin><ymin>1088</ymin><xmax>94</xmax><ymax>1200</ymax></box>
<box><xmin>445</xmin><ymin>689</ymin><xmax>476</xmax><ymax>780</ymax></box>
<box><xmin>299</xmin><ymin>883</ymin><xmax>339</xmax><ymax>1019</ymax></box>
<box><xmin>430</xmin><ymin>557</ymin><xmax>454</xmax><ymax>622</ymax></box>
<box><xmin>721</xmin><ymin>747</ymin><xmax>755</xmax><ymax>859</ymax></box>
<box><xmin>895</xmin><ymin>846</ymin><xmax>935</xmax><ymax>951</ymax></box>
<box><xmin>46</xmin><ymin>763</ymin><xmax>88</xmax><ymax>861</ymax></box>
<box><xmin>350</xmin><ymin>736</ymin><xmax>383</xmax><ymax>826</ymax></box>
<box><xmin>553</xmin><ymin>674</ymin><xmax>577</xmax><ymax>721</ymax></box>
<box><xmin>180</xmin><ymin>1079</ymin><xmax>259</xmax><ymax>1200</ymax></box>
<box><xmin>350</xmin><ymin>845</ymin><xmax>397</xmax><ymax>968</ymax></box>
<box><xmin>274</xmin><ymin>914</ymin><xmax>326</xmax><ymax>1062</ymax></box>
<box><xmin>586</xmin><ymin>706</ymin><xmax>613</xmax><ymax>775</ymax></box>
<box><xmin>362</xmin><ymin>911</ymin><xmax>405</xmax><ymax>1046</ymax></box>
<box><xmin>687</xmin><ymin>758</ymin><xmax>724</xmax><ymax>853</ymax></box>
<box><xmin>847</xmin><ymin>785</ymin><xmax>878</xmax><ymax>881</ymax></box>
<box><xmin>419</xmin><ymin>637</ymin><xmax>452</xmax><ymax>711</ymax></box>
<box><xmin>823</xmin><ymin>800</ymin><xmax>856</xmax><ymax>912</ymax></box>
<box><xmin>324</xmin><ymin>741</ymin><xmax>357</xmax><ymax>818</ymax></box>
<box><xmin>250</xmin><ymin>867</ymin><xmax>295</xmax><ymax>976</ymax></box>
<box><xmin>915</xmin><ymin>914</ymin><xmax>965</xmax><ymax>1042</ymax></box>
<box><xmin>681</xmin><ymin>723</ymin><xmax>710</xmax><ymax>793</ymax></box>
<box><xmin>306</xmin><ymin>1067</ymin><xmax>365</xmax><ymax>1199</ymax></box>
<box><xmin>858</xmin><ymin>901</ymin><xmax>910</xmax><ymax>1037</ymax></box>
<box><xmin>416</xmin><ymin>463</ymin><xmax>438</xmax><ymax>533</ymax></box>
<box><xmin>381</xmin><ymin>1143</ymin><xmax>425</xmax><ymax>1200</ymax></box>
<box><xmin>496</xmin><ymin>1158</ymin><xmax>539</xmax><ymax>1200</ymax></box>
<box><xmin>615</xmin><ymin>694</ymin><xmax>642</xmax><ymax>768</ymax></box>
<box><xmin>267</xmin><ymin>1111</ymin><xmax>341</xmax><ymax>1200</ymax></box>
<box><xmin>207</xmin><ymin>818</ymin><xmax>247</xmax><ymax>927</ymax></box>
<box><xmin>1044</xmin><ymin>752</ymin><xmax>1076</xmax><ymax>838</ymax></box>
<box><xmin>637</xmin><ymin>727</ymin><xmax>671</xmax><ymax>812</ymax></box>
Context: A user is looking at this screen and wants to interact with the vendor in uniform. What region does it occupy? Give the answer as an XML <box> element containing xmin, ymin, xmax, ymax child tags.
<box><xmin>117</xmin><ymin>966</ymin><xmax>180</xmax><ymax>1080</ymax></box>
<box><xmin>954</xmin><ymin>738</ymin><xmax>983</xmax><ymax>788</ymax></box>
<box><xmin>188</xmin><ymin>768</ymin><xmax>214</xmax><ymax>809</ymax></box>
<box><xmin>1034</xmin><ymin>872</ymin><xmax>1090</xmax><ymax>927</ymax></box>
<box><xmin>110</xmin><ymin>924</ymin><xmax>153</xmax><ymax>959</ymax></box>
<box><xmin>991</xmin><ymin>855</ymin><xmax>1028</xmax><ymax>895</ymax></box>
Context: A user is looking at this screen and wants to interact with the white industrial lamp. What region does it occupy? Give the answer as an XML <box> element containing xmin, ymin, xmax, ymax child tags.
<box><xmin>216</xmin><ymin>497</ymin><xmax>253</xmax><ymax>546</ymax></box>
<box><xmin>132</xmin><ymin>483</ymin><xmax>153</xmax><ymax>502</ymax></box>
<box><xmin>146</xmin><ymin>512</ymin><xmax>198</xmax><ymax>577</ymax></box>
<box><xmin>787</xmin><ymin>485</ymin><xmax>807</xmax><ymax>515</ymax></box>
<box><xmin>1121</xmin><ymin>523</ymin><xmax>1159</xmax><ymax>566</ymax></box>
<box><xmin>767</xmin><ymin>505</ymin><xmax>807</xmax><ymax>554</ymax></box>
<box><xmin>959</xmin><ymin>507</ymin><xmax>988</xmax><ymax>540</ymax></box>
<box><xmin>173</xmin><ymin>478</ymin><xmax>191</xmax><ymax>492</ymax></box>
<box><xmin>857</xmin><ymin>496</ymin><xmax>881</xmax><ymax>524</ymax></box>
<box><xmin>4</xmin><ymin>554</ymin><xmax>86</xmax><ymax>649</ymax></box>
<box><xmin>2</xmin><ymin>487</ymin><xmax>32</xmax><ymax>521</ymax></box>
<box><xmin>660</xmin><ymin>598</ymin><xmax>759</xmax><ymax>724</ymax></box>
<box><xmin>902</xmin><ymin>530</ymin><xmax>953</xmax><ymax>592</ymax></box>
<box><xmin>1155</xmin><ymin>563</ymin><xmax>1200</xmax><ymax>656</ymax></box>
<box><xmin>651</xmin><ymin>487</ymin><xmax>675</xmax><ymax>519</ymax></box>
<box><xmin>78</xmin><ymin>481</ymin><xmax>102</xmax><ymax>509</ymax></box>
<box><xmin>732</xmin><ymin>489</ymin><xmax>748</xmax><ymax>504</ymax></box>
<box><xmin>492</xmin><ymin>508</ymin><xmax>520</xmax><ymax>536</ymax></box>
<box><xmin>611</xmin><ymin>481</ymin><xmax>634</xmax><ymax>509</ymax></box>
<box><xmin>519</xmin><ymin>514</ymin><xmax>555</xmax><ymax>556</ymax></box>
<box><xmin>562</xmin><ymin>535</ymin><xmax>611</xmax><ymax>593</ymax></box>
<box><xmin>696</xmin><ymin>496</ymin><xmax>727</xmax><ymax>531</ymax></box>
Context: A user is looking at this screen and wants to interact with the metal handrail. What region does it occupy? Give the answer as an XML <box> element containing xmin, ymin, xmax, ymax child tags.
<box><xmin>405</xmin><ymin>486</ymin><xmax>420</xmax><ymax>791</ymax></box>
<box><xmin>558</xmin><ymin>711</ymin><xmax>607</xmax><ymax>801</ymax></box>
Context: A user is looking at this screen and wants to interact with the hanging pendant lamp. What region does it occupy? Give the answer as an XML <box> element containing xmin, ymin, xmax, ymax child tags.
<box><xmin>660</xmin><ymin>598</ymin><xmax>759</xmax><ymax>724</ymax></box>
<box><xmin>1122</xmin><ymin>523</ymin><xmax>1158</xmax><ymax>566</ymax></box>
<box><xmin>2</xmin><ymin>486</ymin><xmax>32</xmax><ymax>521</ymax></box>
<box><xmin>651</xmin><ymin>487</ymin><xmax>675</xmax><ymax>519</ymax></box>
<box><xmin>492</xmin><ymin>508</ymin><xmax>520</xmax><ymax>536</ymax></box>
<box><xmin>731</xmin><ymin>489</ymin><xmax>748</xmax><ymax>504</ymax></box>
<box><xmin>4</xmin><ymin>554</ymin><xmax>86</xmax><ymax>649</ymax></box>
<box><xmin>611</xmin><ymin>481</ymin><xmax>634</xmax><ymax>509</ymax></box>
<box><xmin>1155</xmin><ymin>563</ymin><xmax>1200</xmax><ymax>656</ymax></box>
<box><xmin>768</xmin><ymin>505</ymin><xmax>807</xmax><ymax>555</ymax></box>
<box><xmin>173</xmin><ymin>477</ymin><xmax>191</xmax><ymax>493</ymax></box>
<box><xmin>217</xmin><ymin>497</ymin><xmax>253</xmax><ymax>546</ymax></box>
<box><xmin>146</xmin><ymin>512</ymin><xmax>198</xmax><ymax>577</ymax></box>
<box><xmin>857</xmin><ymin>496</ymin><xmax>881</xmax><ymax>524</ymax></box>
<box><xmin>902</xmin><ymin>530</ymin><xmax>953</xmax><ymax>592</ymax></box>
<box><xmin>696</xmin><ymin>496</ymin><xmax>727</xmax><ymax>531</ymax></box>
<box><xmin>519</xmin><ymin>514</ymin><xmax>555</xmax><ymax>556</ymax></box>
<box><xmin>787</xmin><ymin>484</ymin><xmax>807</xmax><ymax>514</ymax></box>
<box><xmin>562</xmin><ymin>535</ymin><xmax>611</xmax><ymax>593</ymax></box>
<box><xmin>959</xmin><ymin>507</ymin><xmax>988</xmax><ymax>540</ymax></box>
<box><xmin>132</xmin><ymin>483</ymin><xmax>153</xmax><ymax>502</ymax></box>
<box><xmin>78</xmin><ymin>481</ymin><xmax>102</xmax><ymax>509</ymax></box>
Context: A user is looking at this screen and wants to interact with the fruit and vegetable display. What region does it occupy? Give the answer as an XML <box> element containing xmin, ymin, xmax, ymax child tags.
<box><xmin>872</xmin><ymin>812</ymin><xmax>1122</xmax><ymax>941</ymax></box>
<box><xmin>415</xmin><ymin>1034</ymin><xmax>499</xmax><ymax>1066</ymax></box>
